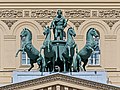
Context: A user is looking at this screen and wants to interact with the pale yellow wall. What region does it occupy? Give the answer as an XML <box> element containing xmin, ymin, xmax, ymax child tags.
<box><xmin>0</xmin><ymin>1</ymin><xmax>120</xmax><ymax>86</ymax></box>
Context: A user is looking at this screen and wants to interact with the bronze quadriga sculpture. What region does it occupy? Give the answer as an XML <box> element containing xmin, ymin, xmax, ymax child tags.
<box><xmin>16</xmin><ymin>10</ymin><xmax>99</xmax><ymax>73</ymax></box>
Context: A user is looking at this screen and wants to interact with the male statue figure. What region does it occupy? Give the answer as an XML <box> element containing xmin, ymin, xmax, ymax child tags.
<box><xmin>50</xmin><ymin>10</ymin><xmax>67</xmax><ymax>40</ymax></box>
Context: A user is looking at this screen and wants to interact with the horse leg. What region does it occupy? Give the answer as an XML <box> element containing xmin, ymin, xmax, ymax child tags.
<box><xmin>15</xmin><ymin>49</ymin><xmax>22</xmax><ymax>57</ymax></box>
<box><xmin>46</xmin><ymin>58</ymin><xmax>52</xmax><ymax>73</ymax></box>
<box><xmin>63</xmin><ymin>58</ymin><xmax>66</xmax><ymax>72</ymax></box>
<box><xmin>37</xmin><ymin>57</ymin><xmax>43</xmax><ymax>72</ymax></box>
<box><xmin>67</xmin><ymin>46</ymin><xmax>71</xmax><ymax>57</ymax></box>
<box><xmin>68</xmin><ymin>57</ymin><xmax>72</xmax><ymax>72</ymax></box>
<box><xmin>77</xmin><ymin>58</ymin><xmax>80</xmax><ymax>72</ymax></box>
<box><xmin>83</xmin><ymin>59</ymin><xmax>88</xmax><ymax>71</ymax></box>
<box><xmin>50</xmin><ymin>57</ymin><xmax>54</xmax><ymax>72</ymax></box>
<box><xmin>53</xmin><ymin>28</ymin><xmax>57</xmax><ymax>40</ymax></box>
<box><xmin>52</xmin><ymin>57</ymin><xmax>55</xmax><ymax>72</ymax></box>
<box><xmin>60</xmin><ymin>31</ymin><xmax>63</xmax><ymax>40</ymax></box>
<box><xmin>28</xmin><ymin>60</ymin><xmax>34</xmax><ymax>71</ymax></box>
<box><xmin>77</xmin><ymin>55</ymin><xmax>82</xmax><ymax>72</ymax></box>
<box><xmin>48</xmin><ymin>62</ymin><xmax>53</xmax><ymax>74</ymax></box>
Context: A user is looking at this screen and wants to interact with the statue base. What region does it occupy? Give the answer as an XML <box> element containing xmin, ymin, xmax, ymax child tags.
<box><xmin>12</xmin><ymin>71</ymin><xmax>107</xmax><ymax>84</ymax></box>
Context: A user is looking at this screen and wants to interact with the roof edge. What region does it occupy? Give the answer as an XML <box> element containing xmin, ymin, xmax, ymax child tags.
<box><xmin>0</xmin><ymin>73</ymin><xmax>120</xmax><ymax>90</ymax></box>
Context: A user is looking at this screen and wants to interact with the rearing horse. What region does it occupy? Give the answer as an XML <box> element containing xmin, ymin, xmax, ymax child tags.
<box><xmin>76</xmin><ymin>28</ymin><xmax>99</xmax><ymax>71</ymax></box>
<box><xmin>62</xmin><ymin>27</ymin><xmax>78</xmax><ymax>72</ymax></box>
<box><xmin>15</xmin><ymin>28</ymin><xmax>43</xmax><ymax>71</ymax></box>
<box><xmin>40</xmin><ymin>26</ymin><xmax>56</xmax><ymax>72</ymax></box>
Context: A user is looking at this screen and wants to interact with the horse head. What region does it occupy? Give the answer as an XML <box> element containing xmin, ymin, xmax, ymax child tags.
<box><xmin>88</xmin><ymin>28</ymin><xmax>99</xmax><ymax>38</ymax></box>
<box><xmin>67</xmin><ymin>27</ymin><xmax>76</xmax><ymax>37</ymax></box>
<box><xmin>86</xmin><ymin>28</ymin><xmax>99</xmax><ymax>51</ymax></box>
<box><xmin>20</xmin><ymin>28</ymin><xmax>32</xmax><ymax>42</ymax></box>
<box><xmin>43</xmin><ymin>26</ymin><xmax>51</xmax><ymax>36</ymax></box>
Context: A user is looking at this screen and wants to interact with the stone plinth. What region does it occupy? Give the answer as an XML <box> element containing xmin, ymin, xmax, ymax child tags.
<box><xmin>13</xmin><ymin>71</ymin><xmax>107</xmax><ymax>84</ymax></box>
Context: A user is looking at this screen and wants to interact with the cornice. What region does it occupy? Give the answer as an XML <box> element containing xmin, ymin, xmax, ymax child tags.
<box><xmin>1</xmin><ymin>0</ymin><xmax>120</xmax><ymax>3</ymax></box>
<box><xmin>0</xmin><ymin>73</ymin><xmax>120</xmax><ymax>90</ymax></box>
<box><xmin>1</xmin><ymin>3</ymin><xmax>120</xmax><ymax>8</ymax></box>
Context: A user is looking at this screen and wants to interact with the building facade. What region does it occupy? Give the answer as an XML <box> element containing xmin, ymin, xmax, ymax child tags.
<box><xmin>0</xmin><ymin>0</ymin><xmax>120</xmax><ymax>87</ymax></box>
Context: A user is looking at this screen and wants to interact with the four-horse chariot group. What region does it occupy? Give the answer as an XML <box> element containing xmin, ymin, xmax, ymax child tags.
<box><xmin>15</xmin><ymin>10</ymin><xmax>99</xmax><ymax>73</ymax></box>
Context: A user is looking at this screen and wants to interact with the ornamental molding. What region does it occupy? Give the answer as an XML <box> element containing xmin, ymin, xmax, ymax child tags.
<box><xmin>64</xmin><ymin>9</ymin><xmax>91</xmax><ymax>19</ymax></box>
<box><xmin>103</xmin><ymin>20</ymin><xmax>119</xmax><ymax>30</ymax></box>
<box><xmin>64</xmin><ymin>9</ymin><xmax>120</xmax><ymax>19</ymax></box>
<box><xmin>4</xmin><ymin>35</ymin><xmax>16</xmax><ymax>39</ymax></box>
<box><xmin>37</xmin><ymin>35</ymin><xmax>45</xmax><ymax>40</ymax></box>
<box><xmin>0</xmin><ymin>73</ymin><xmax>119</xmax><ymax>90</ymax></box>
<box><xmin>75</xmin><ymin>35</ymin><xmax>84</xmax><ymax>40</ymax></box>
<box><xmin>0</xmin><ymin>9</ymin><xmax>120</xmax><ymax>19</ymax></box>
<box><xmin>35</xmin><ymin>20</ymin><xmax>51</xmax><ymax>28</ymax></box>
<box><xmin>105</xmin><ymin>35</ymin><xmax>117</xmax><ymax>40</ymax></box>
<box><xmin>69</xmin><ymin>20</ymin><xmax>85</xmax><ymax>30</ymax></box>
<box><xmin>0</xmin><ymin>9</ymin><xmax>23</xmax><ymax>18</ymax></box>
<box><xmin>0</xmin><ymin>9</ymin><xmax>56</xmax><ymax>19</ymax></box>
<box><xmin>1</xmin><ymin>20</ymin><xmax>18</xmax><ymax>30</ymax></box>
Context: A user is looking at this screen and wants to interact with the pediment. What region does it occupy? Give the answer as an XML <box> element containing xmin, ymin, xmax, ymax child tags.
<box><xmin>0</xmin><ymin>73</ymin><xmax>120</xmax><ymax>90</ymax></box>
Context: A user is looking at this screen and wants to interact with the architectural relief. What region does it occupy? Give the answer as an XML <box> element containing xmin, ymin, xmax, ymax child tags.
<box><xmin>98</xmin><ymin>9</ymin><xmax>120</xmax><ymax>18</ymax></box>
<box><xmin>35</xmin><ymin>20</ymin><xmax>51</xmax><ymax>28</ymax></box>
<box><xmin>0</xmin><ymin>9</ymin><xmax>23</xmax><ymax>18</ymax></box>
<box><xmin>69</xmin><ymin>20</ymin><xmax>85</xmax><ymax>30</ymax></box>
<box><xmin>105</xmin><ymin>35</ymin><xmax>117</xmax><ymax>40</ymax></box>
<box><xmin>31</xmin><ymin>9</ymin><xmax>56</xmax><ymax>19</ymax></box>
<box><xmin>24</xmin><ymin>10</ymin><xmax>30</xmax><ymax>17</ymax></box>
<box><xmin>0</xmin><ymin>9</ymin><xmax>120</xmax><ymax>19</ymax></box>
<box><xmin>4</xmin><ymin>35</ymin><xmax>16</xmax><ymax>39</ymax></box>
<box><xmin>92</xmin><ymin>10</ymin><xmax>98</xmax><ymax>17</ymax></box>
<box><xmin>1</xmin><ymin>20</ymin><xmax>18</xmax><ymax>30</ymax></box>
<box><xmin>0</xmin><ymin>9</ymin><xmax>56</xmax><ymax>19</ymax></box>
<box><xmin>64</xmin><ymin>9</ymin><xmax>91</xmax><ymax>19</ymax></box>
<box><xmin>103</xmin><ymin>20</ymin><xmax>119</xmax><ymax>30</ymax></box>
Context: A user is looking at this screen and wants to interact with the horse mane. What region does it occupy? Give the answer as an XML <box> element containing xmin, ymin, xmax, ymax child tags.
<box><xmin>24</xmin><ymin>28</ymin><xmax>32</xmax><ymax>40</ymax></box>
<box><xmin>67</xmin><ymin>27</ymin><xmax>73</xmax><ymax>34</ymax></box>
<box><xmin>86</xmin><ymin>28</ymin><xmax>94</xmax><ymax>40</ymax></box>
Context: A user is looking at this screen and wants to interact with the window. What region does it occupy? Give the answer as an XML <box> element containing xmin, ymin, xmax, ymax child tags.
<box><xmin>21</xmin><ymin>51</ymin><xmax>30</xmax><ymax>65</ymax></box>
<box><xmin>88</xmin><ymin>36</ymin><xmax>100</xmax><ymax>65</ymax></box>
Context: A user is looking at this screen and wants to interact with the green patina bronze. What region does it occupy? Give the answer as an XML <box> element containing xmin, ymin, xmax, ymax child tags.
<box><xmin>62</xmin><ymin>27</ymin><xmax>78</xmax><ymax>72</ymax></box>
<box><xmin>40</xmin><ymin>26</ymin><xmax>56</xmax><ymax>72</ymax></box>
<box><xmin>16</xmin><ymin>10</ymin><xmax>99</xmax><ymax>73</ymax></box>
<box><xmin>50</xmin><ymin>10</ymin><xmax>67</xmax><ymax>40</ymax></box>
<box><xmin>75</xmin><ymin>28</ymin><xmax>99</xmax><ymax>71</ymax></box>
<box><xmin>15</xmin><ymin>28</ymin><xmax>44</xmax><ymax>72</ymax></box>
